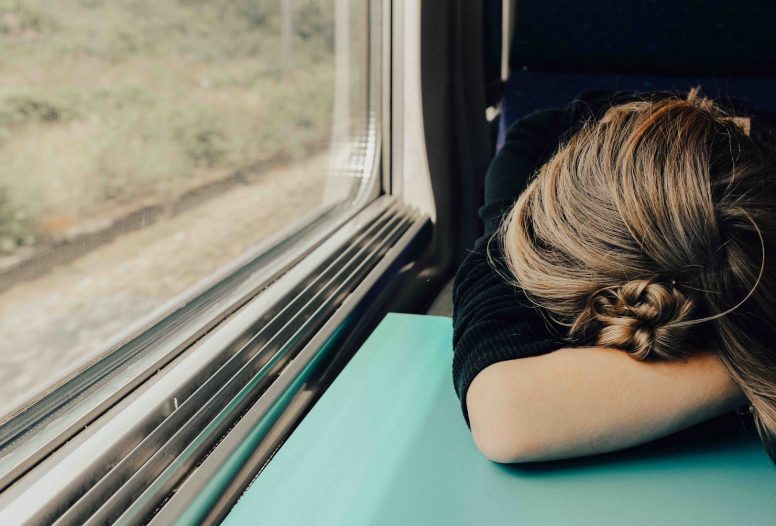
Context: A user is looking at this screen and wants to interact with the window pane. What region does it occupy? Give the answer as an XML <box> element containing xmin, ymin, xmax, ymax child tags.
<box><xmin>0</xmin><ymin>0</ymin><xmax>375</xmax><ymax>418</ymax></box>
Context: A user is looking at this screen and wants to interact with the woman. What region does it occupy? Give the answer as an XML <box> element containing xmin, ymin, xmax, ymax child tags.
<box><xmin>452</xmin><ymin>89</ymin><xmax>776</xmax><ymax>464</ymax></box>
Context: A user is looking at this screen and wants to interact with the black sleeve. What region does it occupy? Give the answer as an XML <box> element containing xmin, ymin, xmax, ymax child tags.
<box><xmin>452</xmin><ymin>102</ymin><xmax>590</xmax><ymax>428</ymax></box>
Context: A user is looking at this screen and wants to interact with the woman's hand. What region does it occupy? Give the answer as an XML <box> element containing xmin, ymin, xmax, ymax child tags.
<box><xmin>466</xmin><ymin>346</ymin><xmax>747</xmax><ymax>463</ymax></box>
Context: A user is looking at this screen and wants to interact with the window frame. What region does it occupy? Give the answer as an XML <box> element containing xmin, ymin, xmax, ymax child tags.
<box><xmin>0</xmin><ymin>0</ymin><xmax>389</xmax><ymax>500</ymax></box>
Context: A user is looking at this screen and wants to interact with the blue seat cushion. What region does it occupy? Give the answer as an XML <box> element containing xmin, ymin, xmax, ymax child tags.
<box><xmin>498</xmin><ymin>71</ymin><xmax>776</xmax><ymax>149</ymax></box>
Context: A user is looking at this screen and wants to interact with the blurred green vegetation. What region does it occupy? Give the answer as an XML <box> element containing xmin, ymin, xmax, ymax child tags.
<box><xmin>0</xmin><ymin>0</ymin><xmax>336</xmax><ymax>251</ymax></box>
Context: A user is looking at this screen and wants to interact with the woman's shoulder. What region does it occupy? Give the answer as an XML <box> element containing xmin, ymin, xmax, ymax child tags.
<box><xmin>482</xmin><ymin>91</ymin><xmax>621</xmax><ymax>237</ymax></box>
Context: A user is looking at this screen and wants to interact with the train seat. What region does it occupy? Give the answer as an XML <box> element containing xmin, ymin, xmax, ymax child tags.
<box><xmin>223</xmin><ymin>313</ymin><xmax>776</xmax><ymax>525</ymax></box>
<box><xmin>498</xmin><ymin>2</ymin><xmax>776</xmax><ymax>148</ymax></box>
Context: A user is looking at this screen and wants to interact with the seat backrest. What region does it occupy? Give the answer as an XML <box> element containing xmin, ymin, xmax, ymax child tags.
<box><xmin>510</xmin><ymin>1</ymin><xmax>776</xmax><ymax>77</ymax></box>
<box><xmin>498</xmin><ymin>2</ymin><xmax>776</xmax><ymax>148</ymax></box>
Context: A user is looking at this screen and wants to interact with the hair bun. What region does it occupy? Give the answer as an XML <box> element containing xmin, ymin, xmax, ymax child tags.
<box><xmin>571</xmin><ymin>279</ymin><xmax>696</xmax><ymax>360</ymax></box>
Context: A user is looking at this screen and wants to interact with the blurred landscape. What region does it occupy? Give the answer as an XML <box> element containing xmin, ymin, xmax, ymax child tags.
<box><xmin>0</xmin><ymin>0</ymin><xmax>365</xmax><ymax>417</ymax></box>
<box><xmin>0</xmin><ymin>0</ymin><xmax>334</xmax><ymax>253</ymax></box>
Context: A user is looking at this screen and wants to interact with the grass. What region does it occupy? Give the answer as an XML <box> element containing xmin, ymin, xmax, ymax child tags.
<box><xmin>0</xmin><ymin>0</ymin><xmax>336</xmax><ymax>251</ymax></box>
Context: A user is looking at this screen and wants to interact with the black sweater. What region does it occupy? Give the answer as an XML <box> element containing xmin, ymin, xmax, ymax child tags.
<box><xmin>451</xmin><ymin>92</ymin><xmax>642</xmax><ymax>427</ymax></box>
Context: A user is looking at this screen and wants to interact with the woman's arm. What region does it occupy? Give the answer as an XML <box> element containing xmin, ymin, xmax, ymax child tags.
<box><xmin>466</xmin><ymin>346</ymin><xmax>747</xmax><ymax>463</ymax></box>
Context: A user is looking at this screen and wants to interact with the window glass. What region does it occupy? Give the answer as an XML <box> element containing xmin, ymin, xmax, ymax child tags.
<box><xmin>0</xmin><ymin>0</ymin><xmax>375</xmax><ymax>418</ymax></box>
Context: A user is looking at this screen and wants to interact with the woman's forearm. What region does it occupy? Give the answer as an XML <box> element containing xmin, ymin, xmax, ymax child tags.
<box><xmin>466</xmin><ymin>346</ymin><xmax>747</xmax><ymax>463</ymax></box>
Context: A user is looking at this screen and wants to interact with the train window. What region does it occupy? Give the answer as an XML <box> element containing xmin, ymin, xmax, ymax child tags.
<box><xmin>0</xmin><ymin>2</ymin><xmax>421</xmax><ymax>521</ymax></box>
<box><xmin>0</xmin><ymin>1</ymin><xmax>375</xmax><ymax>419</ymax></box>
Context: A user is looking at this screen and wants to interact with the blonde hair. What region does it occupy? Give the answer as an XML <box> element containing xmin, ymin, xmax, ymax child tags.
<box><xmin>498</xmin><ymin>90</ymin><xmax>776</xmax><ymax>459</ymax></box>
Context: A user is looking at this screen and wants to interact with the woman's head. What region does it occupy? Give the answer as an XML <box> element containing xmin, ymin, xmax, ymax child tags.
<box><xmin>498</xmin><ymin>90</ymin><xmax>776</xmax><ymax>459</ymax></box>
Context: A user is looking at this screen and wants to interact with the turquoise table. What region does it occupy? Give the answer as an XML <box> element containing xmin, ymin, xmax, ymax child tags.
<box><xmin>224</xmin><ymin>313</ymin><xmax>776</xmax><ymax>525</ymax></box>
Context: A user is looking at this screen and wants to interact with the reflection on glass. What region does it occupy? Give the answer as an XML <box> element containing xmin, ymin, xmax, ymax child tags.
<box><xmin>0</xmin><ymin>0</ymin><xmax>372</xmax><ymax>418</ymax></box>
